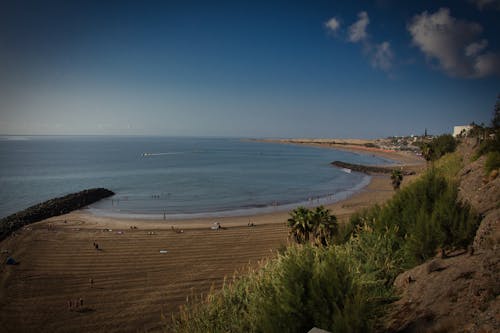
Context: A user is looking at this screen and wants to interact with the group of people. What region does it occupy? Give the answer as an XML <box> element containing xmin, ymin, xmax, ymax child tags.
<box><xmin>67</xmin><ymin>298</ymin><xmax>84</xmax><ymax>311</ymax></box>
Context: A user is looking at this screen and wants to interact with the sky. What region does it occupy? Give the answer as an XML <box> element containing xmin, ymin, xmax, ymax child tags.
<box><xmin>0</xmin><ymin>0</ymin><xmax>499</xmax><ymax>138</ymax></box>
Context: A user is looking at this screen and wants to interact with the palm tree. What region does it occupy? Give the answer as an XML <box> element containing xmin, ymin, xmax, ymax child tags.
<box><xmin>287</xmin><ymin>207</ymin><xmax>313</xmax><ymax>244</ymax></box>
<box><xmin>311</xmin><ymin>206</ymin><xmax>338</xmax><ymax>246</ymax></box>
<box><xmin>391</xmin><ymin>169</ymin><xmax>403</xmax><ymax>190</ymax></box>
<box><xmin>421</xmin><ymin>143</ymin><xmax>434</xmax><ymax>162</ymax></box>
<box><xmin>287</xmin><ymin>206</ymin><xmax>338</xmax><ymax>246</ymax></box>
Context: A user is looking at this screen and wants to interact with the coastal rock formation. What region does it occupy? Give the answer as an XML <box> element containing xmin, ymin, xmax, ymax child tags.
<box><xmin>330</xmin><ymin>161</ymin><xmax>416</xmax><ymax>175</ymax></box>
<box><xmin>0</xmin><ymin>188</ymin><xmax>114</xmax><ymax>241</ymax></box>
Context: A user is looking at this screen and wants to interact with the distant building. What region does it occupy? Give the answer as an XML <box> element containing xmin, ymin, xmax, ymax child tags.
<box><xmin>453</xmin><ymin>125</ymin><xmax>472</xmax><ymax>137</ymax></box>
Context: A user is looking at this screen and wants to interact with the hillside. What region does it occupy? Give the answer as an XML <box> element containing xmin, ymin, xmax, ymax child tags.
<box><xmin>383</xmin><ymin>140</ymin><xmax>499</xmax><ymax>333</ymax></box>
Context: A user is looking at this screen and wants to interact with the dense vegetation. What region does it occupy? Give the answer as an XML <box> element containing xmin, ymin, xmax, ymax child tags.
<box><xmin>418</xmin><ymin>134</ymin><xmax>457</xmax><ymax>162</ymax></box>
<box><xmin>169</xmin><ymin>150</ymin><xmax>479</xmax><ymax>333</ymax></box>
<box><xmin>471</xmin><ymin>95</ymin><xmax>500</xmax><ymax>174</ymax></box>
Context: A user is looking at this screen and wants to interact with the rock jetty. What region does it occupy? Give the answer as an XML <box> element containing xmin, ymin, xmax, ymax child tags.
<box><xmin>331</xmin><ymin>161</ymin><xmax>416</xmax><ymax>175</ymax></box>
<box><xmin>0</xmin><ymin>188</ymin><xmax>114</xmax><ymax>241</ymax></box>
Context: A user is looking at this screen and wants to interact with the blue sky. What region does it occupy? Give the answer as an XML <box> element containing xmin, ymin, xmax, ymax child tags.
<box><xmin>0</xmin><ymin>0</ymin><xmax>499</xmax><ymax>138</ymax></box>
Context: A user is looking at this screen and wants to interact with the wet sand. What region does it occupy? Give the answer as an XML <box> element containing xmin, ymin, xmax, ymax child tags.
<box><xmin>0</xmin><ymin>143</ymin><xmax>425</xmax><ymax>332</ymax></box>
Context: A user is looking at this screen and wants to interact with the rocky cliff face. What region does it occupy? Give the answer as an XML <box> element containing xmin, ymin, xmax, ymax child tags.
<box><xmin>383</xmin><ymin>142</ymin><xmax>499</xmax><ymax>333</ymax></box>
<box><xmin>0</xmin><ymin>188</ymin><xmax>114</xmax><ymax>241</ymax></box>
<box><xmin>458</xmin><ymin>154</ymin><xmax>500</xmax><ymax>253</ymax></box>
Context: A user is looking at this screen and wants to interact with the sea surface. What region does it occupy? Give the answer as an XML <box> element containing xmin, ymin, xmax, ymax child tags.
<box><xmin>0</xmin><ymin>136</ymin><xmax>393</xmax><ymax>219</ymax></box>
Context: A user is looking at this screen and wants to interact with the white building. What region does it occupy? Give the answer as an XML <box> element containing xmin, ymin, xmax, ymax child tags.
<box><xmin>453</xmin><ymin>125</ymin><xmax>473</xmax><ymax>137</ymax></box>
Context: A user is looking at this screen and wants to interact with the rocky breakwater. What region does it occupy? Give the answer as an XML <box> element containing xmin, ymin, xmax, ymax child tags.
<box><xmin>331</xmin><ymin>161</ymin><xmax>416</xmax><ymax>175</ymax></box>
<box><xmin>0</xmin><ymin>188</ymin><xmax>114</xmax><ymax>241</ymax></box>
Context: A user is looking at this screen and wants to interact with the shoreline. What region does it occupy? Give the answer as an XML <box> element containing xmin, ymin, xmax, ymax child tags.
<box><xmin>254</xmin><ymin>138</ymin><xmax>424</xmax><ymax>165</ymax></box>
<box><xmin>85</xmin><ymin>174</ymin><xmax>372</xmax><ymax>221</ymax></box>
<box><xmin>46</xmin><ymin>140</ymin><xmax>425</xmax><ymax>231</ymax></box>
<box><xmin>0</xmin><ymin>138</ymin><xmax>426</xmax><ymax>332</ymax></box>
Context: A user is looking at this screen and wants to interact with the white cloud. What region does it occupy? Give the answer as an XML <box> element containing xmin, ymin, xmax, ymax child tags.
<box><xmin>408</xmin><ymin>7</ymin><xmax>500</xmax><ymax>78</ymax></box>
<box><xmin>475</xmin><ymin>53</ymin><xmax>500</xmax><ymax>77</ymax></box>
<box><xmin>324</xmin><ymin>17</ymin><xmax>340</xmax><ymax>32</ymax></box>
<box><xmin>325</xmin><ymin>11</ymin><xmax>393</xmax><ymax>73</ymax></box>
<box><xmin>371</xmin><ymin>41</ymin><xmax>394</xmax><ymax>70</ymax></box>
<box><xmin>465</xmin><ymin>39</ymin><xmax>488</xmax><ymax>57</ymax></box>
<box><xmin>348</xmin><ymin>11</ymin><xmax>369</xmax><ymax>43</ymax></box>
<box><xmin>469</xmin><ymin>0</ymin><xmax>500</xmax><ymax>10</ymax></box>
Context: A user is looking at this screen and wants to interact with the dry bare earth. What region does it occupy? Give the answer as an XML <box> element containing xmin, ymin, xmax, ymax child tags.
<box><xmin>0</xmin><ymin>220</ymin><xmax>287</xmax><ymax>332</ymax></box>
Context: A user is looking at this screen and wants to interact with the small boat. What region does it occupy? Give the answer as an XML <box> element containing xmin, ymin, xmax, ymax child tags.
<box><xmin>341</xmin><ymin>168</ymin><xmax>352</xmax><ymax>174</ymax></box>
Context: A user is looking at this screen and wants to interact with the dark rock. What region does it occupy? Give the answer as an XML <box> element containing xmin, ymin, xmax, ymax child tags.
<box><xmin>0</xmin><ymin>188</ymin><xmax>114</xmax><ymax>241</ymax></box>
<box><xmin>330</xmin><ymin>161</ymin><xmax>416</xmax><ymax>175</ymax></box>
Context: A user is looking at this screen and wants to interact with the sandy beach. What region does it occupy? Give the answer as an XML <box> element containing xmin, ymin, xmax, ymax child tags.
<box><xmin>0</xmin><ymin>142</ymin><xmax>425</xmax><ymax>332</ymax></box>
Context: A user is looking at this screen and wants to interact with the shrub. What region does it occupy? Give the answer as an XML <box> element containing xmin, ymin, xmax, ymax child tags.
<box><xmin>485</xmin><ymin>151</ymin><xmax>500</xmax><ymax>174</ymax></box>
<box><xmin>346</xmin><ymin>168</ymin><xmax>479</xmax><ymax>268</ymax></box>
<box><xmin>475</xmin><ymin>134</ymin><xmax>500</xmax><ymax>159</ymax></box>
<box><xmin>171</xmin><ymin>246</ymin><xmax>379</xmax><ymax>333</ymax></box>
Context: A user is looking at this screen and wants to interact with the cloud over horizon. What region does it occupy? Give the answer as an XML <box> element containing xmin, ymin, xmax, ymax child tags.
<box><xmin>408</xmin><ymin>7</ymin><xmax>500</xmax><ymax>78</ymax></box>
<box><xmin>348</xmin><ymin>11</ymin><xmax>369</xmax><ymax>43</ymax></box>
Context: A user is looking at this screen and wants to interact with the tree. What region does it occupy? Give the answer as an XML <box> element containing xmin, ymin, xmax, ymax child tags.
<box><xmin>287</xmin><ymin>207</ymin><xmax>313</xmax><ymax>244</ymax></box>
<box><xmin>311</xmin><ymin>206</ymin><xmax>338</xmax><ymax>246</ymax></box>
<box><xmin>287</xmin><ymin>206</ymin><xmax>338</xmax><ymax>246</ymax></box>
<box><xmin>421</xmin><ymin>143</ymin><xmax>433</xmax><ymax>162</ymax></box>
<box><xmin>391</xmin><ymin>169</ymin><xmax>403</xmax><ymax>190</ymax></box>
<box><xmin>493</xmin><ymin>93</ymin><xmax>500</xmax><ymax>130</ymax></box>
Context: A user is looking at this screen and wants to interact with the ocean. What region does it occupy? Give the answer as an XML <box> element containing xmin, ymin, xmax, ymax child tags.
<box><xmin>0</xmin><ymin>136</ymin><xmax>392</xmax><ymax>219</ymax></box>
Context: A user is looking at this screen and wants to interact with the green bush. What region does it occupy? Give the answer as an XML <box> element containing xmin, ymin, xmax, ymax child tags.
<box><xmin>346</xmin><ymin>168</ymin><xmax>479</xmax><ymax>268</ymax></box>
<box><xmin>475</xmin><ymin>134</ymin><xmax>500</xmax><ymax>158</ymax></box>
<box><xmin>485</xmin><ymin>151</ymin><xmax>500</xmax><ymax>174</ymax></box>
<box><xmin>420</xmin><ymin>134</ymin><xmax>457</xmax><ymax>161</ymax></box>
<box><xmin>171</xmin><ymin>245</ymin><xmax>379</xmax><ymax>333</ymax></box>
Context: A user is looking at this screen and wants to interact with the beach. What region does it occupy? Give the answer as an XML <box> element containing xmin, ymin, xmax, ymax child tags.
<box><xmin>0</xmin><ymin>143</ymin><xmax>424</xmax><ymax>332</ymax></box>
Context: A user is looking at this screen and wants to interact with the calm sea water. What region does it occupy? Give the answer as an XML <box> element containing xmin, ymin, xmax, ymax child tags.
<box><xmin>0</xmin><ymin>136</ymin><xmax>392</xmax><ymax>219</ymax></box>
